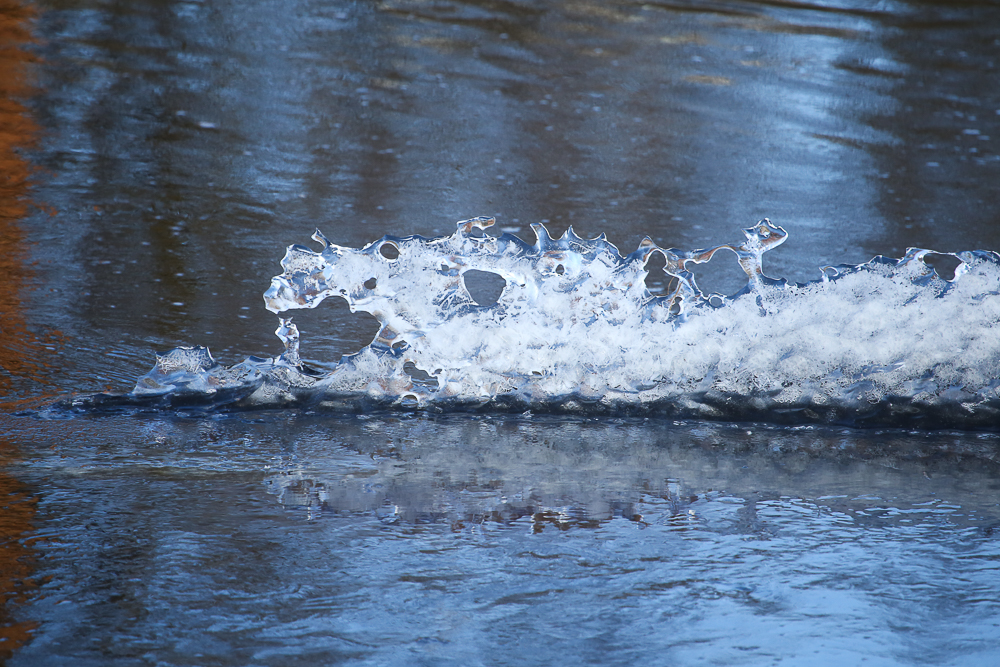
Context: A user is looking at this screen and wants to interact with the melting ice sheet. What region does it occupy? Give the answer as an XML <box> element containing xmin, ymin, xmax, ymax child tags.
<box><xmin>70</xmin><ymin>217</ymin><xmax>1000</xmax><ymax>428</ymax></box>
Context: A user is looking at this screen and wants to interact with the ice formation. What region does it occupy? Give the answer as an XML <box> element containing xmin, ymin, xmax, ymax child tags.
<box><xmin>73</xmin><ymin>217</ymin><xmax>1000</xmax><ymax>428</ymax></box>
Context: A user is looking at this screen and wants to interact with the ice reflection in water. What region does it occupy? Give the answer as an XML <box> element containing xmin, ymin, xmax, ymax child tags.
<box><xmin>5</xmin><ymin>413</ymin><xmax>999</xmax><ymax>666</ymax></box>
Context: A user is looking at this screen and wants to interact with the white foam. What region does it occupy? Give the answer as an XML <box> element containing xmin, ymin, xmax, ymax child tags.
<box><xmin>125</xmin><ymin>218</ymin><xmax>1000</xmax><ymax>426</ymax></box>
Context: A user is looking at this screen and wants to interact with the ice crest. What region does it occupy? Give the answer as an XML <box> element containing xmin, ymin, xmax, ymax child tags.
<box><xmin>260</xmin><ymin>217</ymin><xmax>793</xmax><ymax>406</ymax></box>
<box><xmin>71</xmin><ymin>216</ymin><xmax>1000</xmax><ymax>428</ymax></box>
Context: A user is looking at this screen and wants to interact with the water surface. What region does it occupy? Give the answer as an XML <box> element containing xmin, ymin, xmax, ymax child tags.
<box><xmin>2</xmin><ymin>0</ymin><xmax>1000</xmax><ymax>664</ymax></box>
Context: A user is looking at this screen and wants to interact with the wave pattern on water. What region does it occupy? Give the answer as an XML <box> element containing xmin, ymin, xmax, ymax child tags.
<box><xmin>65</xmin><ymin>217</ymin><xmax>1000</xmax><ymax>428</ymax></box>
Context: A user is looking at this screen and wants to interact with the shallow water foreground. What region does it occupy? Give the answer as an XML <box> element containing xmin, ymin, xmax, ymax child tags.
<box><xmin>3</xmin><ymin>411</ymin><xmax>999</xmax><ymax>666</ymax></box>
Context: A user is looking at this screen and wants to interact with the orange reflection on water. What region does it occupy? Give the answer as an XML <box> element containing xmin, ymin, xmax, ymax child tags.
<box><xmin>0</xmin><ymin>0</ymin><xmax>51</xmax><ymax>399</ymax></box>
<box><xmin>0</xmin><ymin>0</ymin><xmax>42</xmax><ymax>658</ymax></box>
<box><xmin>0</xmin><ymin>436</ymin><xmax>39</xmax><ymax>661</ymax></box>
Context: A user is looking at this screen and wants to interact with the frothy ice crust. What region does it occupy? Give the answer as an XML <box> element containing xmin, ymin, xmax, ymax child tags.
<box><xmin>84</xmin><ymin>217</ymin><xmax>1000</xmax><ymax>427</ymax></box>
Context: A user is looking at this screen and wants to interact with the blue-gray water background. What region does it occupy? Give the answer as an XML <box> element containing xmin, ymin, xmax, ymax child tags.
<box><xmin>1</xmin><ymin>0</ymin><xmax>999</xmax><ymax>664</ymax></box>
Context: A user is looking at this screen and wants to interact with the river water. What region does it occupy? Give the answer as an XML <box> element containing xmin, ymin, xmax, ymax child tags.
<box><xmin>2</xmin><ymin>0</ymin><xmax>1000</xmax><ymax>664</ymax></box>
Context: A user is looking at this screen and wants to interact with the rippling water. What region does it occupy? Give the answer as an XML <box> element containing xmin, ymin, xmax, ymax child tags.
<box><xmin>2</xmin><ymin>0</ymin><xmax>1000</xmax><ymax>664</ymax></box>
<box><xmin>5</xmin><ymin>413</ymin><xmax>1000</xmax><ymax>666</ymax></box>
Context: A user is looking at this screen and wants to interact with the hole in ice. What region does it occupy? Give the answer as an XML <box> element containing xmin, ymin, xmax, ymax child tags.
<box><xmin>364</xmin><ymin>277</ymin><xmax>377</xmax><ymax>290</ymax></box>
<box><xmin>693</xmin><ymin>248</ymin><xmax>747</xmax><ymax>297</ymax></box>
<box><xmin>264</xmin><ymin>303</ymin><xmax>381</xmax><ymax>364</ymax></box>
<box><xmin>643</xmin><ymin>250</ymin><xmax>668</xmax><ymax>294</ymax></box>
<box><xmin>463</xmin><ymin>269</ymin><xmax>507</xmax><ymax>306</ymax></box>
<box><xmin>403</xmin><ymin>361</ymin><xmax>439</xmax><ymax>390</ymax></box>
<box><xmin>922</xmin><ymin>252</ymin><xmax>962</xmax><ymax>281</ymax></box>
<box><xmin>379</xmin><ymin>242</ymin><xmax>400</xmax><ymax>260</ymax></box>
<box><xmin>398</xmin><ymin>394</ymin><xmax>419</xmax><ymax>410</ymax></box>
<box><xmin>555</xmin><ymin>264</ymin><xmax>565</xmax><ymax>275</ymax></box>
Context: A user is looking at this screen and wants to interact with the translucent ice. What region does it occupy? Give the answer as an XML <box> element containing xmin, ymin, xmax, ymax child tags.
<box><xmin>71</xmin><ymin>216</ymin><xmax>1000</xmax><ymax>428</ymax></box>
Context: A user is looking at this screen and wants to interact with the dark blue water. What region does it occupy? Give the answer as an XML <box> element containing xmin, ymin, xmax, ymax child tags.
<box><xmin>2</xmin><ymin>0</ymin><xmax>1000</xmax><ymax>664</ymax></box>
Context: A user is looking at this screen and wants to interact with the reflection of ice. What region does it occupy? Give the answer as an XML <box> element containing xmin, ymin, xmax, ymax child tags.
<box><xmin>254</xmin><ymin>414</ymin><xmax>1000</xmax><ymax>533</ymax></box>
<box><xmin>69</xmin><ymin>216</ymin><xmax>1000</xmax><ymax>427</ymax></box>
